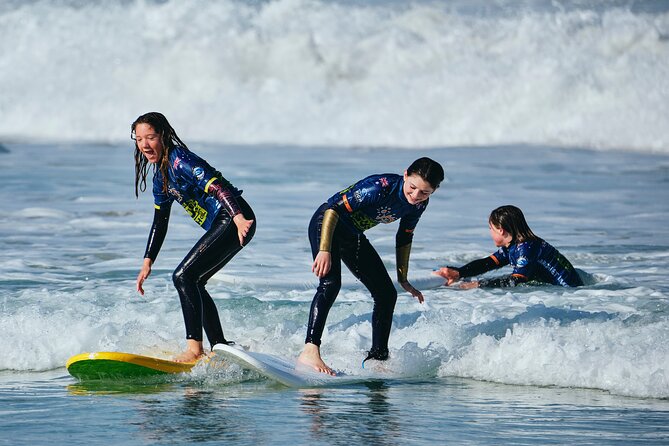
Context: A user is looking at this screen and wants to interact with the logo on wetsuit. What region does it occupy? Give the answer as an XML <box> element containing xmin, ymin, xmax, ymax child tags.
<box><xmin>193</xmin><ymin>167</ymin><xmax>205</xmax><ymax>181</ymax></box>
<box><xmin>182</xmin><ymin>199</ymin><xmax>208</xmax><ymax>226</ymax></box>
<box><xmin>169</xmin><ymin>187</ymin><xmax>208</xmax><ymax>226</ymax></box>
<box><xmin>376</xmin><ymin>206</ymin><xmax>397</xmax><ymax>224</ymax></box>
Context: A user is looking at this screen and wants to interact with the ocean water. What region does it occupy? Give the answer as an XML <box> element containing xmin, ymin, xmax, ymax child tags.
<box><xmin>2</xmin><ymin>0</ymin><xmax>669</xmax><ymax>445</ymax></box>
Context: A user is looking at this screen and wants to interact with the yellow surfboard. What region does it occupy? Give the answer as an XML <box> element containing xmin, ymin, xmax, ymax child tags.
<box><xmin>66</xmin><ymin>351</ymin><xmax>197</xmax><ymax>380</ymax></box>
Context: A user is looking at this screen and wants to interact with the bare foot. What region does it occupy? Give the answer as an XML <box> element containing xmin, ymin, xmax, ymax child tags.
<box><xmin>173</xmin><ymin>349</ymin><xmax>204</xmax><ymax>363</ymax></box>
<box><xmin>173</xmin><ymin>339</ymin><xmax>205</xmax><ymax>363</ymax></box>
<box><xmin>297</xmin><ymin>343</ymin><xmax>336</xmax><ymax>376</ymax></box>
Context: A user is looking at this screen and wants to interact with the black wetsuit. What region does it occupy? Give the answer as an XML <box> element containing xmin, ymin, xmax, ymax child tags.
<box><xmin>144</xmin><ymin>146</ymin><xmax>255</xmax><ymax>347</ymax></box>
<box><xmin>306</xmin><ymin>174</ymin><xmax>428</xmax><ymax>360</ymax></box>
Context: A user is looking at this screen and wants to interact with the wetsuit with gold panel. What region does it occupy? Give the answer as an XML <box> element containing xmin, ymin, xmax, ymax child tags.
<box><xmin>306</xmin><ymin>174</ymin><xmax>427</xmax><ymax>361</ymax></box>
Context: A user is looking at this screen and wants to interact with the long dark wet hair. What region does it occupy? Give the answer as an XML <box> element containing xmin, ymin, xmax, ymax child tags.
<box><xmin>406</xmin><ymin>157</ymin><xmax>445</xmax><ymax>189</ymax></box>
<box><xmin>489</xmin><ymin>205</ymin><xmax>539</xmax><ymax>243</ymax></box>
<box><xmin>131</xmin><ymin>112</ymin><xmax>189</xmax><ymax>198</ymax></box>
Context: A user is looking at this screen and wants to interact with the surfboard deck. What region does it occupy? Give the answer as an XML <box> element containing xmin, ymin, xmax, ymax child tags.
<box><xmin>66</xmin><ymin>351</ymin><xmax>198</xmax><ymax>380</ymax></box>
<box><xmin>212</xmin><ymin>343</ymin><xmax>365</xmax><ymax>388</ymax></box>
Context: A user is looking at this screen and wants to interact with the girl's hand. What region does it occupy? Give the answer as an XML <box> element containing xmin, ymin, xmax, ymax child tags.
<box><xmin>400</xmin><ymin>281</ymin><xmax>424</xmax><ymax>303</ymax></box>
<box><xmin>233</xmin><ymin>214</ymin><xmax>254</xmax><ymax>246</ymax></box>
<box><xmin>312</xmin><ymin>251</ymin><xmax>331</xmax><ymax>278</ymax></box>
<box><xmin>136</xmin><ymin>258</ymin><xmax>152</xmax><ymax>295</ymax></box>
<box><xmin>433</xmin><ymin>267</ymin><xmax>461</xmax><ymax>286</ymax></box>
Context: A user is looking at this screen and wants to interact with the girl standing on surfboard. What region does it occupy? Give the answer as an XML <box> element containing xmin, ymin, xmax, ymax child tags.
<box><xmin>132</xmin><ymin>112</ymin><xmax>256</xmax><ymax>362</ymax></box>
<box><xmin>434</xmin><ymin>205</ymin><xmax>583</xmax><ymax>288</ymax></box>
<box><xmin>298</xmin><ymin>158</ymin><xmax>444</xmax><ymax>375</ymax></box>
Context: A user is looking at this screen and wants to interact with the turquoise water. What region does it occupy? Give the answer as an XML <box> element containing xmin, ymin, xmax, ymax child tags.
<box><xmin>1</xmin><ymin>144</ymin><xmax>668</xmax><ymax>445</ymax></box>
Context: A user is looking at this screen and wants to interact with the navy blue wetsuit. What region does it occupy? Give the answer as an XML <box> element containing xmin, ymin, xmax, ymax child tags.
<box><xmin>455</xmin><ymin>239</ymin><xmax>582</xmax><ymax>287</ymax></box>
<box><xmin>306</xmin><ymin>174</ymin><xmax>427</xmax><ymax>358</ymax></box>
<box><xmin>144</xmin><ymin>146</ymin><xmax>256</xmax><ymax>347</ymax></box>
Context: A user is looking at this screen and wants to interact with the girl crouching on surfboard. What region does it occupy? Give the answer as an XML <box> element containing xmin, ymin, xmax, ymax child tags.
<box><xmin>298</xmin><ymin>158</ymin><xmax>445</xmax><ymax>375</ymax></box>
<box><xmin>434</xmin><ymin>205</ymin><xmax>583</xmax><ymax>288</ymax></box>
<box><xmin>132</xmin><ymin>112</ymin><xmax>256</xmax><ymax>362</ymax></box>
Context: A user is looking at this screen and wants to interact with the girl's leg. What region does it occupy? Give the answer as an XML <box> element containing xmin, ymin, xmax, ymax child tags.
<box><xmin>341</xmin><ymin>234</ymin><xmax>397</xmax><ymax>360</ymax></box>
<box><xmin>172</xmin><ymin>198</ymin><xmax>256</xmax><ymax>357</ymax></box>
<box><xmin>304</xmin><ymin>204</ymin><xmax>343</xmax><ymax>346</ymax></box>
<box><xmin>299</xmin><ymin>205</ymin><xmax>345</xmax><ymax>374</ymax></box>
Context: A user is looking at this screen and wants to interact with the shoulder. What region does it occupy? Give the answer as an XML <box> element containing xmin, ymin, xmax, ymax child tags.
<box><xmin>170</xmin><ymin>146</ymin><xmax>199</xmax><ymax>168</ymax></box>
<box><xmin>513</xmin><ymin>241</ymin><xmax>541</xmax><ymax>260</ymax></box>
<box><xmin>494</xmin><ymin>246</ymin><xmax>509</xmax><ymax>259</ymax></box>
<box><xmin>171</xmin><ymin>147</ymin><xmax>213</xmax><ymax>177</ymax></box>
<box><xmin>359</xmin><ymin>173</ymin><xmax>398</xmax><ymax>187</ymax></box>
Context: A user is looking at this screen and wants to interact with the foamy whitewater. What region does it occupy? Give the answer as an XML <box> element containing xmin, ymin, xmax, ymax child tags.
<box><xmin>1</xmin><ymin>1</ymin><xmax>668</xmax><ymax>445</ymax></box>
<box><xmin>1</xmin><ymin>0</ymin><xmax>669</xmax><ymax>150</ymax></box>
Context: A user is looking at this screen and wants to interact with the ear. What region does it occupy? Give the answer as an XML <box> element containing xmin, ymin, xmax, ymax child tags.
<box><xmin>403</xmin><ymin>170</ymin><xmax>408</xmax><ymax>180</ymax></box>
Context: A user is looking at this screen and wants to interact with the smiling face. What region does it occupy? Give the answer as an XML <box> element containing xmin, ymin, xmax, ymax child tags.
<box><xmin>402</xmin><ymin>171</ymin><xmax>435</xmax><ymax>205</ymax></box>
<box><xmin>134</xmin><ymin>123</ymin><xmax>164</xmax><ymax>164</ymax></box>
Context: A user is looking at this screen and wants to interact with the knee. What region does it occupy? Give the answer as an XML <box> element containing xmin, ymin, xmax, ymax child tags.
<box><xmin>172</xmin><ymin>266</ymin><xmax>194</xmax><ymax>289</ymax></box>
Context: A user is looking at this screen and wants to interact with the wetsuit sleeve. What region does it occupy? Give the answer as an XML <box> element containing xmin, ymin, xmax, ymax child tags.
<box><xmin>318</xmin><ymin>209</ymin><xmax>339</xmax><ymax>252</ymax></box>
<box><xmin>144</xmin><ymin>203</ymin><xmax>171</xmax><ymax>262</ymax></box>
<box><xmin>478</xmin><ymin>274</ymin><xmax>529</xmax><ymax>287</ymax></box>
<box><xmin>455</xmin><ymin>255</ymin><xmax>504</xmax><ymax>278</ymax></box>
<box><xmin>206</xmin><ymin>179</ymin><xmax>242</xmax><ymax>217</ymax></box>
<box><xmin>396</xmin><ymin>243</ymin><xmax>411</xmax><ymax>283</ymax></box>
<box><xmin>395</xmin><ymin>219</ymin><xmax>417</xmax><ymax>282</ymax></box>
<box><xmin>396</xmin><ymin>209</ymin><xmax>421</xmax><ymax>246</ymax></box>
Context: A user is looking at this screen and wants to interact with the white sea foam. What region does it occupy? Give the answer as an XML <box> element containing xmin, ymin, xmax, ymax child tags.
<box><xmin>0</xmin><ymin>0</ymin><xmax>668</xmax><ymax>151</ymax></box>
<box><xmin>438</xmin><ymin>317</ymin><xmax>669</xmax><ymax>399</ymax></box>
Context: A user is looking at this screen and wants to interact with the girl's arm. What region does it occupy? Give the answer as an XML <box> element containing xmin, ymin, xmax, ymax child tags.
<box><xmin>143</xmin><ymin>204</ymin><xmax>171</xmax><ymax>262</ymax></box>
<box><xmin>396</xmin><ymin>220</ymin><xmax>424</xmax><ymax>303</ymax></box>
<box><xmin>478</xmin><ymin>274</ymin><xmax>528</xmax><ymax>288</ymax></box>
<box><xmin>457</xmin><ymin>256</ymin><xmax>501</xmax><ymax>277</ymax></box>
<box><xmin>207</xmin><ymin>180</ymin><xmax>253</xmax><ymax>245</ymax></box>
<box><xmin>312</xmin><ymin>209</ymin><xmax>338</xmax><ymax>278</ymax></box>
<box><xmin>207</xmin><ymin>180</ymin><xmax>242</xmax><ymax>217</ymax></box>
<box><xmin>396</xmin><ymin>242</ymin><xmax>424</xmax><ymax>303</ymax></box>
<box><xmin>137</xmin><ymin>204</ymin><xmax>171</xmax><ymax>295</ymax></box>
<box><xmin>435</xmin><ymin>255</ymin><xmax>505</xmax><ymax>286</ymax></box>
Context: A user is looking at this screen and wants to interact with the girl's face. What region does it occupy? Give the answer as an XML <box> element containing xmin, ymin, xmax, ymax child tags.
<box><xmin>134</xmin><ymin>123</ymin><xmax>164</xmax><ymax>164</ymax></box>
<box><xmin>403</xmin><ymin>172</ymin><xmax>435</xmax><ymax>205</ymax></box>
<box><xmin>489</xmin><ymin>222</ymin><xmax>511</xmax><ymax>247</ymax></box>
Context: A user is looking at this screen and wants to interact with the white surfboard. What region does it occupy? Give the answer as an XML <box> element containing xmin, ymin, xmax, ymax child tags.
<box><xmin>212</xmin><ymin>343</ymin><xmax>364</xmax><ymax>388</ymax></box>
